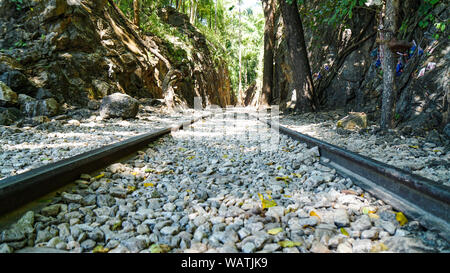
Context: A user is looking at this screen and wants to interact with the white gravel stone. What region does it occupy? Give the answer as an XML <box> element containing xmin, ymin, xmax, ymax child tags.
<box><xmin>160</xmin><ymin>226</ymin><xmax>180</xmax><ymax>236</ymax></box>
<box><xmin>1</xmin><ymin>108</ymin><xmax>447</xmax><ymax>253</ymax></box>
<box><xmin>242</xmin><ymin>242</ymin><xmax>256</xmax><ymax>253</ymax></box>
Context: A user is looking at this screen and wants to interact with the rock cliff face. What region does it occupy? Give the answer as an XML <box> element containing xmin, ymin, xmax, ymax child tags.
<box><xmin>273</xmin><ymin>1</ymin><xmax>449</xmax><ymax>135</ymax></box>
<box><xmin>156</xmin><ymin>7</ymin><xmax>234</xmax><ymax>108</ymax></box>
<box><xmin>0</xmin><ymin>0</ymin><xmax>233</xmax><ymax>124</ymax></box>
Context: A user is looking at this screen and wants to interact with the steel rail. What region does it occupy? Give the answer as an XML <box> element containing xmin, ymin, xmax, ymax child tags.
<box><xmin>0</xmin><ymin>114</ymin><xmax>210</xmax><ymax>217</ymax></box>
<box><xmin>260</xmin><ymin>117</ymin><xmax>450</xmax><ymax>242</ymax></box>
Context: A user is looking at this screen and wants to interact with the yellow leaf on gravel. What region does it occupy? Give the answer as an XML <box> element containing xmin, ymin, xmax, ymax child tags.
<box><xmin>92</xmin><ymin>246</ymin><xmax>109</xmax><ymax>253</ymax></box>
<box><xmin>368</xmin><ymin>213</ymin><xmax>379</xmax><ymax>220</ymax></box>
<box><xmin>267</xmin><ymin>228</ymin><xmax>283</xmax><ymax>235</ymax></box>
<box><xmin>258</xmin><ymin>193</ymin><xmax>277</xmax><ymax>210</ymax></box>
<box><xmin>278</xmin><ymin>241</ymin><xmax>302</xmax><ymax>248</ymax></box>
<box><xmin>370</xmin><ymin>243</ymin><xmax>389</xmax><ymax>253</ymax></box>
<box><xmin>285</xmin><ymin>207</ymin><xmax>297</xmax><ymax>214</ymax></box>
<box><xmin>143</xmin><ymin>183</ymin><xmax>155</xmax><ymax>187</ymax></box>
<box><xmin>396</xmin><ymin>212</ymin><xmax>408</xmax><ymax>226</ymax></box>
<box><xmin>149</xmin><ymin>244</ymin><xmax>170</xmax><ymax>253</ymax></box>
<box><xmin>361</xmin><ymin>207</ymin><xmax>377</xmax><ymax>215</ymax></box>
<box><xmin>409</xmin><ymin>145</ymin><xmax>419</xmax><ymax>149</ymax></box>
<box><xmin>340</xmin><ymin>227</ymin><xmax>349</xmax><ymax>237</ymax></box>
<box><xmin>94</xmin><ymin>173</ymin><xmax>104</xmax><ymax>180</ymax></box>
<box><xmin>309</xmin><ymin>211</ymin><xmax>321</xmax><ymax>220</ymax></box>
<box><xmin>275</xmin><ymin>176</ymin><xmax>292</xmax><ymax>182</ymax></box>
<box><xmin>291</xmin><ymin>173</ymin><xmax>302</xmax><ymax>178</ymax></box>
<box><xmin>127</xmin><ymin>186</ymin><xmax>136</xmax><ymax>193</ymax></box>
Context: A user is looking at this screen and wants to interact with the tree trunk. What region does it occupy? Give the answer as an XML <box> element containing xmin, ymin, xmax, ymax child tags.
<box><xmin>215</xmin><ymin>0</ymin><xmax>218</xmax><ymax>33</ymax></box>
<box><xmin>380</xmin><ymin>0</ymin><xmax>398</xmax><ymax>130</ymax></box>
<box><xmin>238</xmin><ymin>0</ymin><xmax>243</xmax><ymax>105</ymax></box>
<box><xmin>260</xmin><ymin>0</ymin><xmax>275</xmax><ymax>106</ymax></box>
<box><xmin>279</xmin><ymin>0</ymin><xmax>316</xmax><ymax>112</ymax></box>
<box><xmin>190</xmin><ymin>0</ymin><xmax>198</xmax><ymax>24</ymax></box>
<box><xmin>133</xmin><ymin>0</ymin><xmax>140</xmax><ymax>27</ymax></box>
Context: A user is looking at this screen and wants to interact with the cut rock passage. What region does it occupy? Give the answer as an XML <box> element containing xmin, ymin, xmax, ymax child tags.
<box><xmin>0</xmin><ymin>109</ymin><xmax>448</xmax><ymax>253</ymax></box>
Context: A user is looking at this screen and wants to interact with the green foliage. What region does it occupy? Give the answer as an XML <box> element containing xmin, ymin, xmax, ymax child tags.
<box><xmin>298</xmin><ymin>0</ymin><xmax>370</xmax><ymax>30</ymax></box>
<box><xmin>14</xmin><ymin>40</ymin><xmax>27</xmax><ymax>48</ymax></box>
<box><xmin>418</xmin><ymin>0</ymin><xmax>440</xmax><ymax>29</ymax></box>
<box><xmin>10</xmin><ymin>0</ymin><xmax>24</xmax><ymax>11</ymax></box>
<box><xmin>417</xmin><ymin>0</ymin><xmax>446</xmax><ymax>40</ymax></box>
<box><xmin>114</xmin><ymin>0</ymin><xmax>264</xmax><ymax>96</ymax></box>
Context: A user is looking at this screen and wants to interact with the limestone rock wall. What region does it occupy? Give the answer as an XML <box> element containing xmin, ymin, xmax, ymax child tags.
<box><xmin>0</xmin><ymin>0</ymin><xmax>233</xmax><ymax>120</ymax></box>
<box><xmin>272</xmin><ymin>0</ymin><xmax>449</xmax><ymax>135</ymax></box>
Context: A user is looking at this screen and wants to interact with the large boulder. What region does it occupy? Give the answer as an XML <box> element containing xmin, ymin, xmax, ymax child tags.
<box><xmin>0</xmin><ymin>107</ymin><xmax>23</xmax><ymax>125</ymax></box>
<box><xmin>336</xmin><ymin>112</ymin><xmax>368</xmax><ymax>131</ymax></box>
<box><xmin>21</xmin><ymin>97</ymin><xmax>60</xmax><ymax>117</ymax></box>
<box><xmin>0</xmin><ymin>71</ymin><xmax>37</xmax><ymax>96</ymax></box>
<box><xmin>443</xmin><ymin>123</ymin><xmax>450</xmax><ymax>139</ymax></box>
<box><xmin>0</xmin><ymin>81</ymin><xmax>18</xmax><ymax>107</ymax></box>
<box><xmin>99</xmin><ymin>93</ymin><xmax>139</xmax><ymax>119</ymax></box>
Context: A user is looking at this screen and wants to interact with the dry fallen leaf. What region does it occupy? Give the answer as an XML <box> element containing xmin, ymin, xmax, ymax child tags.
<box><xmin>368</xmin><ymin>213</ymin><xmax>380</xmax><ymax>220</ymax></box>
<box><xmin>93</xmin><ymin>173</ymin><xmax>105</xmax><ymax>180</ymax></box>
<box><xmin>258</xmin><ymin>193</ymin><xmax>277</xmax><ymax>210</ymax></box>
<box><xmin>127</xmin><ymin>186</ymin><xmax>136</xmax><ymax>194</ymax></box>
<box><xmin>370</xmin><ymin>242</ymin><xmax>389</xmax><ymax>253</ymax></box>
<box><xmin>278</xmin><ymin>241</ymin><xmax>302</xmax><ymax>248</ymax></box>
<box><xmin>340</xmin><ymin>227</ymin><xmax>349</xmax><ymax>237</ymax></box>
<box><xmin>149</xmin><ymin>244</ymin><xmax>170</xmax><ymax>253</ymax></box>
<box><xmin>361</xmin><ymin>207</ymin><xmax>377</xmax><ymax>215</ymax></box>
<box><xmin>267</xmin><ymin>228</ymin><xmax>283</xmax><ymax>235</ymax></box>
<box><xmin>92</xmin><ymin>245</ymin><xmax>109</xmax><ymax>253</ymax></box>
<box><xmin>309</xmin><ymin>211</ymin><xmax>321</xmax><ymax>220</ymax></box>
<box><xmin>396</xmin><ymin>212</ymin><xmax>408</xmax><ymax>226</ymax></box>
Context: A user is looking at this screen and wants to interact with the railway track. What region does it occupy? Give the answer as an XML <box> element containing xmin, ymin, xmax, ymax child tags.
<box><xmin>259</xmin><ymin>113</ymin><xmax>450</xmax><ymax>242</ymax></box>
<box><xmin>0</xmin><ymin>107</ymin><xmax>448</xmax><ymax>253</ymax></box>
<box><xmin>0</xmin><ymin>113</ymin><xmax>210</xmax><ymax>218</ymax></box>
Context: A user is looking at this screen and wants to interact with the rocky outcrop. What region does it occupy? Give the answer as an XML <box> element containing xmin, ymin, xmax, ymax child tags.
<box><xmin>0</xmin><ymin>81</ymin><xmax>18</xmax><ymax>107</ymax></box>
<box><xmin>336</xmin><ymin>112</ymin><xmax>368</xmax><ymax>132</ymax></box>
<box><xmin>273</xmin><ymin>1</ymin><xmax>449</xmax><ymax>135</ymax></box>
<box><xmin>0</xmin><ymin>107</ymin><xmax>22</xmax><ymax>126</ymax></box>
<box><xmin>156</xmin><ymin>7</ymin><xmax>234</xmax><ymax>108</ymax></box>
<box><xmin>99</xmin><ymin>93</ymin><xmax>139</xmax><ymax>119</ymax></box>
<box><xmin>0</xmin><ymin>0</ymin><xmax>233</xmax><ymax>126</ymax></box>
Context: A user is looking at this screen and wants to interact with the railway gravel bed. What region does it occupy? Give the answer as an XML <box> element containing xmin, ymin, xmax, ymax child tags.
<box><xmin>1</xmin><ymin>110</ymin><xmax>448</xmax><ymax>253</ymax></box>
<box><xmin>279</xmin><ymin>110</ymin><xmax>450</xmax><ymax>186</ymax></box>
<box><xmin>0</xmin><ymin>105</ymin><xmax>192</xmax><ymax>181</ymax></box>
